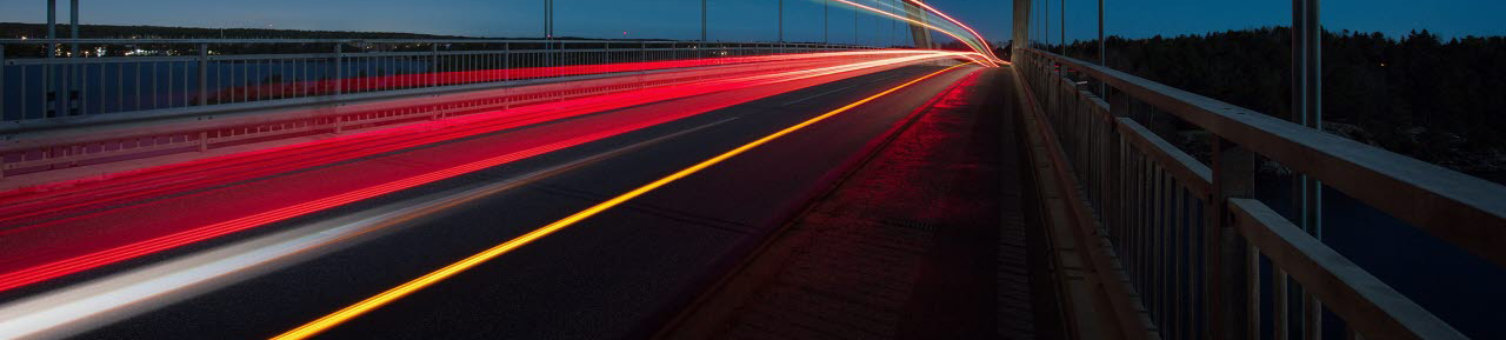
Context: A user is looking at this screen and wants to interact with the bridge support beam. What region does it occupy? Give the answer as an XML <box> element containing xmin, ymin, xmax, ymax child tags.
<box><xmin>904</xmin><ymin>3</ymin><xmax>933</xmax><ymax>49</ymax></box>
<box><xmin>1013</xmin><ymin>0</ymin><xmax>1030</xmax><ymax>55</ymax></box>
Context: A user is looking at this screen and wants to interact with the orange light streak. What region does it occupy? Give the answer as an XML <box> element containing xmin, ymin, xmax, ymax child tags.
<box><xmin>828</xmin><ymin>0</ymin><xmax>998</xmax><ymax>67</ymax></box>
<box><xmin>904</xmin><ymin>0</ymin><xmax>1003</xmax><ymax>63</ymax></box>
<box><xmin>273</xmin><ymin>61</ymin><xmax>977</xmax><ymax>339</ymax></box>
<box><xmin>0</xmin><ymin>51</ymin><xmax>968</xmax><ymax>294</ymax></box>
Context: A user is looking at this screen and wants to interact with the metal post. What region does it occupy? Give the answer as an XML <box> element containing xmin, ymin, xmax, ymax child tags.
<box><xmin>1290</xmin><ymin>1</ymin><xmax>1324</xmax><ymax>337</ymax></box>
<box><xmin>67</xmin><ymin>0</ymin><xmax>78</xmax><ymax>116</ymax></box>
<box><xmin>701</xmin><ymin>0</ymin><xmax>707</xmax><ymax>42</ymax></box>
<box><xmin>1295</xmin><ymin>0</ymin><xmax>1323</xmax><ymax>237</ymax></box>
<box><xmin>69</xmin><ymin>0</ymin><xmax>78</xmax><ymax>55</ymax></box>
<box><xmin>430</xmin><ymin>43</ymin><xmax>439</xmax><ymax>87</ymax></box>
<box><xmin>548</xmin><ymin>0</ymin><xmax>560</xmax><ymax>38</ymax></box>
<box><xmin>46</xmin><ymin>0</ymin><xmax>56</xmax><ymax>47</ymax></box>
<box><xmin>1</xmin><ymin>44</ymin><xmax>6</xmax><ymax>120</ymax></box>
<box><xmin>824</xmin><ymin>0</ymin><xmax>829</xmax><ymax>44</ymax></box>
<box><xmin>1098</xmin><ymin>0</ymin><xmax>1106</xmax><ymax>95</ymax></box>
<box><xmin>46</xmin><ymin>0</ymin><xmax>57</xmax><ymax>118</ymax></box>
<box><xmin>332</xmin><ymin>44</ymin><xmax>343</xmax><ymax>96</ymax></box>
<box><xmin>778</xmin><ymin>0</ymin><xmax>784</xmax><ymax>46</ymax></box>
<box><xmin>198</xmin><ymin>43</ymin><xmax>208</xmax><ymax>106</ymax></box>
<box><xmin>1060</xmin><ymin>0</ymin><xmax>1066</xmax><ymax>57</ymax></box>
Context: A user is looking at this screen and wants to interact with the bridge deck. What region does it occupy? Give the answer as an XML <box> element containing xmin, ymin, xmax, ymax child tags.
<box><xmin>659</xmin><ymin>68</ymin><xmax>1052</xmax><ymax>339</ymax></box>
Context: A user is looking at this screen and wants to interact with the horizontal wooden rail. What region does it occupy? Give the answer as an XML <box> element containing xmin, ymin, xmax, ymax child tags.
<box><xmin>1013</xmin><ymin>46</ymin><xmax>1490</xmax><ymax>339</ymax></box>
<box><xmin>1230</xmin><ymin>198</ymin><xmax>1465</xmax><ymax>339</ymax></box>
<box><xmin>1020</xmin><ymin>48</ymin><xmax>1506</xmax><ymax>268</ymax></box>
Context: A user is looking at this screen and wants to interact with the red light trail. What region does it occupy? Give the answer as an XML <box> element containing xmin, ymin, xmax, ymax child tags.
<box><xmin>826</xmin><ymin>0</ymin><xmax>1001</xmax><ymax>66</ymax></box>
<box><xmin>903</xmin><ymin>0</ymin><xmax>1004</xmax><ymax>63</ymax></box>
<box><xmin>274</xmin><ymin>61</ymin><xmax>981</xmax><ymax>340</ymax></box>
<box><xmin>0</xmin><ymin>51</ymin><xmax>977</xmax><ymax>293</ymax></box>
<box><xmin>0</xmin><ymin>51</ymin><xmax>936</xmax><ymax>228</ymax></box>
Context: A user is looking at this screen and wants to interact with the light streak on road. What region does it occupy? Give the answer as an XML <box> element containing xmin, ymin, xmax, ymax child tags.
<box><xmin>823</xmin><ymin>0</ymin><xmax>1000</xmax><ymax>66</ymax></box>
<box><xmin>273</xmin><ymin>61</ymin><xmax>979</xmax><ymax>340</ymax></box>
<box><xmin>0</xmin><ymin>119</ymin><xmax>734</xmax><ymax>339</ymax></box>
<box><xmin>0</xmin><ymin>51</ymin><xmax>978</xmax><ymax>294</ymax></box>
<box><xmin>0</xmin><ymin>51</ymin><xmax>919</xmax><ymax>228</ymax></box>
<box><xmin>174</xmin><ymin>49</ymin><xmax>980</xmax><ymax>101</ymax></box>
<box><xmin>904</xmin><ymin>0</ymin><xmax>1005</xmax><ymax>63</ymax></box>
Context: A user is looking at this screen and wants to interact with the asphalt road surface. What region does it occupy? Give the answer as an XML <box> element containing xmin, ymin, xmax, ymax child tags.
<box><xmin>14</xmin><ymin>62</ymin><xmax>983</xmax><ymax>339</ymax></box>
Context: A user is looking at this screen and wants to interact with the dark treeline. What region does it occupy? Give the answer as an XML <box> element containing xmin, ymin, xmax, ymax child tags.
<box><xmin>1054</xmin><ymin>28</ymin><xmax>1506</xmax><ymax>177</ymax></box>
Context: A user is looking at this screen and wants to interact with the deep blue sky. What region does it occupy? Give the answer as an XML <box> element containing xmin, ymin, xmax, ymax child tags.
<box><xmin>1046</xmin><ymin>0</ymin><xmax>1506</xmax><ymax>42</ymax></box>
<box><xmin>1</xmin><ymin>0</ymin><xmax>1502</xmax><ymax>43</ymax></box>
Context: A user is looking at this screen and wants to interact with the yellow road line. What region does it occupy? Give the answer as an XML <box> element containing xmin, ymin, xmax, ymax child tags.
<box><xmin>273</xmin><ymin>62</ymin><xmax>974</xmax><ymax>339</ymax></box>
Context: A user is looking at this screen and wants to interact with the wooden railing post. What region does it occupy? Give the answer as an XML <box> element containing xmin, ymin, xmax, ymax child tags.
<box><xmin>1208</xmin><ymin>135</ymin><xmax>1255</xmax><ymax>339</ymax></box>
<box><xmin>1107</xmin><ymin>88</ymin><xmax>1130</xmax><ymax>242</ymax></box>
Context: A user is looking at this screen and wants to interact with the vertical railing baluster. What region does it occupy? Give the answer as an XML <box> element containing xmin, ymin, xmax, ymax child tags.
<box><xmin>1138</xmin><ymin>151</ymin><xmax>1150</xmax><ymax>292</ymax></box>
<box><xmin>333</xmin><ymin>43</ymin><xmax>343</xmax><ymax>97</ymax></box>
<box><xmin>1</xmin><ymin>44</ymin><xmax>6</xmax><ymax>121</ymax></box>
<box><xmin>1172</xmin><ymin>184</ymin><xmax>1185</xmax><ymax>339</ymax></box>
<box><xmin>1156</xmin><ymin>167</ymin><xmax>1168</xmax><ymax>331</ymax></box>
<box><xmin>1210</xmin><ymin>135</ymin><xmax>1255</xmax><ymax>339</ymax></box>
<box><xmin>1247</xmin><ymin>243</ymin><xmax>1261</xmax><ymax>340</ymax></box>
<box><xmin>1304</xmin><ymin>293</ymin><xmax>1321</xmax><ymax>340</ymax></box>
<box><xmin>95</xmin><ymin>59</ymin><xmax>103</xmax><ymax>113</ymax></box>
<box><xmin>1275</xmin><ymin>269</ymin><xmax>1289</xmax><ymax>340</ymax></box>
<box><xmin>154</xmin><ymin>62</ymin><xmax>161</xmax><ymax>109</ymax></box>
<box><xmin>198</xmin><ymin>43</ymin><xmax>209</xmax><ymax>106</ymax></box>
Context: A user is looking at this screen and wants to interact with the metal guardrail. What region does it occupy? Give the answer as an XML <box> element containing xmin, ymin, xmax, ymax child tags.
<box><xmin>0</xmin><ymin>38</ymin><xmax>871</xmax><ymax>123</ymax></box>
<box><xmin>1015</xmin><ymin>47</ymin><xmax>1498</xmax><ymax>339</ymax></box>
<box><xmin>0</xmin><ymin>39</ymin><xmax>883</xmax><ymax>179</ymax></box>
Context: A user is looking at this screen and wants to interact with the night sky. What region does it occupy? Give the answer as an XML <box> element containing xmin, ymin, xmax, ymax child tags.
<box><xmin>1</xmin><ymin>0</ymin><xmax>1502</xmax><ymax>43</ymax></box>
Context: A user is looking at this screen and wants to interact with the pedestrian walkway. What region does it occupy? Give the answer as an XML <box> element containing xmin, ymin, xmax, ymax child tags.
<box><xmin>659</xmin><ymin>68</ymin><xmax>1049</xmax><ymax>339</ymax></box>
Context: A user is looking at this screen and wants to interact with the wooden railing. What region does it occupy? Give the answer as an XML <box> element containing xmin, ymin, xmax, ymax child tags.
<box><xmin>1014</xmin><ymin>47</ymin><xmax>1500</xmax><ymax>339</ymax></box>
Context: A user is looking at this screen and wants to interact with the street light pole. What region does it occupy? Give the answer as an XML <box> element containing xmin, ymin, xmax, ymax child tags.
<box><xmin>1099</xmin><ymin>0</ymin><xmax>1106</xmax><ymax>94</ymax></box>
<box><xmin>68</xmin><ymin>0</ymin><xmax>78</xmax><ymax>116</ymax></box>
<box><xmin>45</xmin><ymin>0</ymin><xmax>56</xmax><ymax>118</ymax></box>
<box><xmin>46</xmin><ymin>0</ymin><xmax>55</xmax><ymax>50</ymax></box>
<box><xmin>778</xmin><ymin>0</ymin><xmax>784</xmax><ymax>44</ymax></box>
<box><xmin>70</xmin><ymin>0</ymin><xmax>78</xmax><ymax>54</ymax></box>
